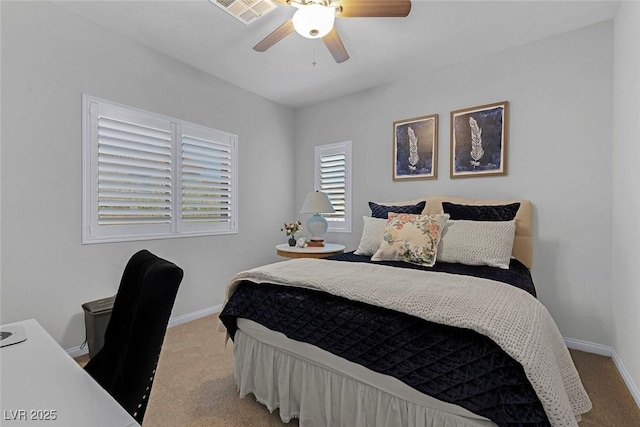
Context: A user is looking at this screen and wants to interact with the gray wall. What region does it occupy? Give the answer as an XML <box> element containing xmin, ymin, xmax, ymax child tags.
<box><xmin>612</xmin><ymin>1</ymin><xmax>640</xmax><ymax>394</ymax></box>
<box><xmin>1</xmin><ymin>1</ymin><xmax>294</xmax><ymax>349</ymax></box>
<box><xmin>294</xmin><ymin>22</ymin><xmax>614</xmax><ymax>347</ymax></box>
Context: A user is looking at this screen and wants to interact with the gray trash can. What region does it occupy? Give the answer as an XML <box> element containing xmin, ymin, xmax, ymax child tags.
<box><xmin>82</xmin><ymin>295</ymin><xmax>116</xmax><ymax>358</ymax></box>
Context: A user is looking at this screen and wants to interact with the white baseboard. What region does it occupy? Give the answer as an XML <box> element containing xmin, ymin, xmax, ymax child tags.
<box><xmin>565</xmin><ymin>337</ymin><xmax>640</xmax><ymax>409</ymax></box>
<box><xmin>66</xmin><ymin>304</ymin><xmax>223</xmax><ymax>359</ymax></box>
<box><xmin>167</xmin><ymin>304</ymin><xmax>222</xmax><ymax>328</ymax></box>
<box><xmin>564</xmin><ymin>337</ymin><xmax>613</xmax><ymax>356</ymax></box>
<box><xmin>67</xmin><ymin>343</ymin><xmax>90</xmax><ymax>359</ymax></box>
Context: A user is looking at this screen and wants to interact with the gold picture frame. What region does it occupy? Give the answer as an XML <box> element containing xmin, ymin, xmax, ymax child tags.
<box><xmin>393</xmin><ymin>114</ymin><xmax>438</xmax><ymax>181</ymax></box>
<box><xmin>450</xmin><ymin>101</ymin><xmax>508</xmax><ymax>178</ymax></box>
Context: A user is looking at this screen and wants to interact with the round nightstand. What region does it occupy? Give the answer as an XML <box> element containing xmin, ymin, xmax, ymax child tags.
<box><xmin>276</xmin><ymin>243</ymin><xmax>346</xmax><ymax>259</ymax></box>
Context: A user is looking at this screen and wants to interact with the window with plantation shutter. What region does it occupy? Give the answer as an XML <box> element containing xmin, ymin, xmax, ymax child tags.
<box><xmin>96</xmin><ymin>111</ymin><xmax>173</xmax><ymax>229</ymax></box>
<box><xmin>82</xmin><ymin>95</ymin><xmax>238</xmax><ymax>244</ymax></box>
<box><xmin>179</xmin><ymin>125</ymin><xmax>236</xmax><ymax>234</ymax></box>
<box><xmin>315</xmin><ymin>141</ymin><xmax>352</xmax><ymax>233</ymax></box>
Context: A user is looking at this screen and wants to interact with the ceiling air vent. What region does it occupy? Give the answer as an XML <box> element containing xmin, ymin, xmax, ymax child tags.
<box><xmin>211</xmin><ymin>0</ymin><xmax>277</xmax><ymax>25</ymax></box>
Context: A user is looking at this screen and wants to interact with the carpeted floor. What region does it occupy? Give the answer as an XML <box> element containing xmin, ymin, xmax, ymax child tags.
<box><xmin>568</xmin><ymin>349</ymin><xmax>640</xmax><ymax>426</ymax></box>
<box><xmin>78</xmin><ymin>314</ymin><xmax>640</xmax><ymax>426</ymax></box>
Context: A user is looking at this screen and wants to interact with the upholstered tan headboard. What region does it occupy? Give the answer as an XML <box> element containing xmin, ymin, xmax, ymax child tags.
<box><xmin>380</xmin><ymin>196</ymin><xmax>532</xmax><ymax>268</ymax></box>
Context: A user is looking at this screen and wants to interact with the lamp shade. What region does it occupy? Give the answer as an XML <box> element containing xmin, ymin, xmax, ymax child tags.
<box><xmin>300</xmin><ymin>191</ymin><xmax>335</xmax><ymax>214</ymax></box>
<box><xmin>292</xmin><ymin>3</ymin><xmax>335</xmax><ymax>39</ymax></box>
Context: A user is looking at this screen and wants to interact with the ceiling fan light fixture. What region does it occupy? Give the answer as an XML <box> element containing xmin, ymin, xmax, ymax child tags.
<box><xmin>292</xmin><ymin>3</ymin><xmax>335</xmax><ymax>39</ymax></box>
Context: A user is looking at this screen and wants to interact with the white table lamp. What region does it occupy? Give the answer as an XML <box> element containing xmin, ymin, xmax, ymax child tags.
<box><xmin>300</xmin><ymin>191</ymin><xmax>335</xmax><ymax>240</ymax></box>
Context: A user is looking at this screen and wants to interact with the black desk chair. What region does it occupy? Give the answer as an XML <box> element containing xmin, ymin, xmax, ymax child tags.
<box><xmin>85</xmin><ymin>250</ymin><xmax>183</xmax><ymax>424</ymax></box>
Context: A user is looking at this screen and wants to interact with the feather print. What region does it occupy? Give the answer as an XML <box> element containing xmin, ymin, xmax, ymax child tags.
<box><xmin>407</xmin><ymin>127</ymin><xmax>419</xmax><ymax>172</ymax></box>
<box><xmin>469</xmin><ymin>117</ymin><xmax>484</xmax><ymax>169</ymax></box>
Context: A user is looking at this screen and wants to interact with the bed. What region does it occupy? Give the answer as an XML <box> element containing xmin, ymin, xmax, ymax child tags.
<box><xmin>219</xmin><ymin>196</ymin><xmax>592</xmax><ymax>427</ymax></box>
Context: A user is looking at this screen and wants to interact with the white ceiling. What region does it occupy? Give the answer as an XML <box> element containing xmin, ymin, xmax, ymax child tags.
<box><xmin>50</xmin><ymin>0</ymin><xmax>620</xmax><ymax>108</ymax></box>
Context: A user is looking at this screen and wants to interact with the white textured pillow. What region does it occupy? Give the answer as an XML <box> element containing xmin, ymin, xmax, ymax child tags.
<box><xmin>354</xmin><ymin>216</ymin><xmax>387</xmax><ymax>256</ymax></box>
<box><xmin>437</xmin><ymin>220</ymin><xmax>516</xmax><ymax>269</ymax></box>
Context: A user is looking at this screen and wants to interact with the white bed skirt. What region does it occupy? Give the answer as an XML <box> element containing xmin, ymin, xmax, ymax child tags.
<box><xmin>233</xmin><ymin>319</ymin><xmax>496</xmax><ymax>427</ymax></box>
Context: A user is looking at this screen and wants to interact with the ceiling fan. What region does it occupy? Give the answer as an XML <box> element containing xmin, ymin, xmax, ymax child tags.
<box><xmin>254</xmin><ymin>0</ymin><xmax>412</xmax><ymax>63</ymax></box>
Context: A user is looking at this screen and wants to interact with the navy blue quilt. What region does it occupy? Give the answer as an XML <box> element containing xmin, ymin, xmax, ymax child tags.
<box><xmin>220</xmin><ymin>253</ymin><xmax>549</xmax><ymax>427</ymax></box>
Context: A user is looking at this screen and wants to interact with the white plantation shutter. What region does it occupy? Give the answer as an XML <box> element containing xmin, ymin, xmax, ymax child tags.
<box><xmin>97</xmin><ymin>115</ymin><xmax>173</xmax><ymax>226</ymax></box>
<box><xmin>315</xmin><ymin>141</ymin><xmax>351</xmax><ymax>233</ymax></box>
<box><xmin>319</xmin><ymin>153</ymin><xmax>346</xmax><ymax>219</ymax></box>
<box><xmin>83</xmin><ymin>95</ymin><xmax>238</xmax><ymax>243</ymax></box>
<box><xmin>180</xmin><ymin>125</ymin><xmax>237</xmax><ymax>233</ymax></box>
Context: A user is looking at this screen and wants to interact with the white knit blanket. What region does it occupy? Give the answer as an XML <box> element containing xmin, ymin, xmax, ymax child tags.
<box><xmin>225</xmin><ymin>258</ymin><xmax>592</xmax><ymax>427</ymax></box>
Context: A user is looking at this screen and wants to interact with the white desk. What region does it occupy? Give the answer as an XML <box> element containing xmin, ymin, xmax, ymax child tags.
<box><xmin>0</xmin><ymin>319</ymin><xmax>139</xmax><ymax>426</ymax></box>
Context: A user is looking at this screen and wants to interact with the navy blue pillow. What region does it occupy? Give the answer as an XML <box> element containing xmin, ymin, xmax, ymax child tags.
<box><xmin>369</xmin><ymin>201</ymin><xmax>426</xmax><ymax>219</ymax></box>
<box><xmin>442</xmin><ymin>202</ymin><xmax>520</xmax><ymax>221</ymax></box>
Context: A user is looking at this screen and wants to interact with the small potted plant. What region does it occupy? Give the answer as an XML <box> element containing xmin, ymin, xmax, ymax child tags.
<box><xmin>281</xmin><ymin>221</ymin><xmax>302</xmax><ymax>246</ymax></box>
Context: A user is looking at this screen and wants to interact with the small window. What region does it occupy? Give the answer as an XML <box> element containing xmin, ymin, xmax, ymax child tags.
<box><xmin>82</xmin><ymin>95</ymin><xmax>238</xmax><ymax>244</ymax></box>
<box><xmin>315</xmin><ymin>141</ymin><xmax>352</xmax><ymax>233</ymax></box>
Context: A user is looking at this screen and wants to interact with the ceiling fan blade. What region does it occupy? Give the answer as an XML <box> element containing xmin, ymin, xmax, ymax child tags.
<box><xmin>322</xmin><ymin>27</ymin><xmax>349</xmax><ymax>63</ymax></box>
<box><xmin>334</xmin><ymin>0</ymin><xmax>411</xmax><ymax>18</ymax></box>
<box><xmin>253</xmin><ymin>20</ymin><xmax>295</xmax><ymax>52</ymax></box>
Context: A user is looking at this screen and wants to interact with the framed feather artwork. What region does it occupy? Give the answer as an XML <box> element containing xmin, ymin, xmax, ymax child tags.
<box><xmin>393</xmin><ymin>114</ymin><xmax>438</xmax><ymax>181</ymax></box>
<box><xmin>450</xmin><ymin>101</ymin><xmax>508</xmax><ymax>178</ymax></box>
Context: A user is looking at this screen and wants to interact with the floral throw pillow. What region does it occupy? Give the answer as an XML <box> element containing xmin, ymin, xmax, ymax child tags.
<box><xmin>371</xmin><ymin>213</ymin><xmax>449</xmax><ymax>267</ymax></box>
